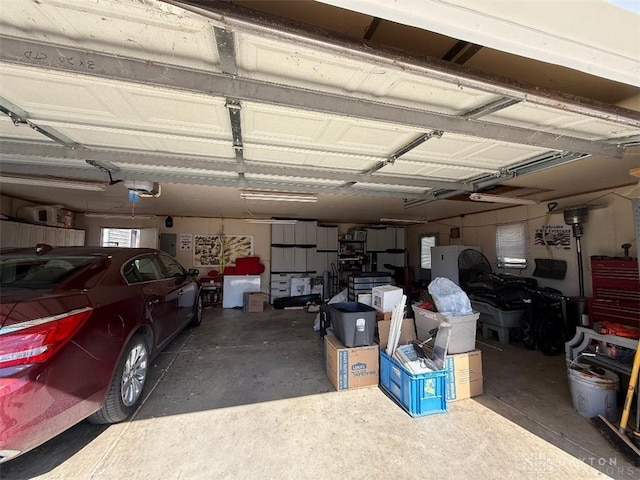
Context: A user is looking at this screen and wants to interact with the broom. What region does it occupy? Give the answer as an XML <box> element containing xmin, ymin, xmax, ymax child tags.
<box><xmin>591</xmin><ymin>336</ymin><xmax>640</xmax><ymax>467</ymax></box>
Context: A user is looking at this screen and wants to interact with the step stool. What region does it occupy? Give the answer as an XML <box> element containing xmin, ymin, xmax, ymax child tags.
<box><xmin>482</xmin><ymin>322</ymin><xmax>510</xmax><ymax>344</ymax></box>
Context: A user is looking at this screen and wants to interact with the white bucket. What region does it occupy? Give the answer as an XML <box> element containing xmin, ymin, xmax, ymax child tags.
<box><xmin>568</xmin><ymin>365</ymin><xmax>619</xmax><ymax>421</ymax></box>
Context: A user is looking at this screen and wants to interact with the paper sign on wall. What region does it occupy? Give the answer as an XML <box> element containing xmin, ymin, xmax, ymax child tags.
<box><xmin>534</xmin><ymin>225</ymin><xmax>571</xmax><ymax>249</ymax></box>
<box><xmin>180</xmin><ymin>233</ymin><xmax>192</xmax><ymax>250</ymax></box>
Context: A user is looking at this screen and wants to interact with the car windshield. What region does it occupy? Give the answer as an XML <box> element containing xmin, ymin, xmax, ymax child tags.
<box><xmin>0</xmin><ymin>254</ymin><xmax>99</xmax><ymax>291</ymax></box>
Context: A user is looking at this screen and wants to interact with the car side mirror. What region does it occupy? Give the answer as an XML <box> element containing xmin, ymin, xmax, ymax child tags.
<box><xmin>187</xmin><ymin>268</ymin><xmax>200</xmax><ymax>277</ymax></box>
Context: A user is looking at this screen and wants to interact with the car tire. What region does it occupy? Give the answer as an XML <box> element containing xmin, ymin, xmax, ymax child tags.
<box><xmin>88</xmin><ymin>334</ymin><xmax>149</xmax><ymax>424</ymax></box>
<box><xmin>190</xmin><ymin>294</ymin><xmax>203</xmax><ymax>327</ymax></box>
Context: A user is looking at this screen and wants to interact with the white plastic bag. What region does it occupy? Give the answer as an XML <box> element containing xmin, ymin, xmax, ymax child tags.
<box><xmin>427</xmin><ymin>277</ymin><xmax>472</xmax><ymax>316</ymax></box>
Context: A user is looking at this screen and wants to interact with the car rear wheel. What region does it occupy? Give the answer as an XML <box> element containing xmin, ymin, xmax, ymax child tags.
<box><xmin>88</xmin><ymin>334</ymin><xmax>149</xmax><ymax>424</ymax></box>
<box><xmin>190</xmin><ymin>294</ymin><xmax>203</xmax><ymax>327</ymax></box>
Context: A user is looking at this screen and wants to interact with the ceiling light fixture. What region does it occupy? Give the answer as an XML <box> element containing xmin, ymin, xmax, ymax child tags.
<box><xmin>379</xmin><ymin>217</ymin><xmax>428</xmax><ymax>224</ymax></box>
<box><xmin>245</xmin><ymin>219</ymin><xmax>299</xmax><ymax>224</ymax></box>
<box><xmin>0</xmin><ymin>175</ymin><xmax>106</xmax><ymax>191</ymax></box>
<box><xmin>240</xmin><ymin>190</ymin><xmax>317</xmax><ymax>203</ymax></box>
<box><xmin>84</xmin><ymin>213</ymin><xmax>157</xmax><ymax>219</ymax></box>
<box><xmin>469</xmin><ymin>193</ymin><xmax>538</xmax><ymax>205</ymax></box>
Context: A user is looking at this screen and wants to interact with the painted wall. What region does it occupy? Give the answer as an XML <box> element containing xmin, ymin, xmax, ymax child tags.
<box><xmin>406</xmin><ymin>185</ymin><xmax>639</xmax><ymax>298</ymax></box>
<box><xmin>3</xmin><ymin>183</ymin><xmax>636</xmax><ymax>299</ymax></box>
<box><xmin>74</xmin><ymin>215</ymin><xmax>366</xmax><ymax>293</ymax></box>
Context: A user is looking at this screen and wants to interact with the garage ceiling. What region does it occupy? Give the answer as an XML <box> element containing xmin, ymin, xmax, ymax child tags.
<box><xmin>0</xmin><ymin>0</ymin><xmax>639</xmax><ymax>224</ymax></box>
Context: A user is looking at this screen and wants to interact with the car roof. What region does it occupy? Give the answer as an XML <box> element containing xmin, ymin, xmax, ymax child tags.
<box><xmin>0</xmin><ymin>245</ymin><xmax>162</xmax><ymax>260</ymax></box>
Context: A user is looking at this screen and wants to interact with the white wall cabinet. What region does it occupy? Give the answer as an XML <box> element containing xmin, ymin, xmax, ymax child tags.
<box><xmin>0</xmin><ymin>221</ymin><xmax>85</xmax><ymax>247</ymax></box>
<box><xmin>315</xmin><ymin>225</ymin><xmax>338</xmax><ymax>275</ymax></box>
<box><xmin>366</xmin><ymin>227</ymin><xmax>404</xmax><ymax>252</ymax></box>
<box><xmin>270</xmin><ymin>221</ymin><xmax>320</xmax><ymax>302</ymax></box>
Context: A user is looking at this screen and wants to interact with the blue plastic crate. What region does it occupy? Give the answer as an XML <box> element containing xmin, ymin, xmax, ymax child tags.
<box><xmin>379</xmin><ymin>350</ymin><xmax>448</xmax><ymax>417</ymax></box>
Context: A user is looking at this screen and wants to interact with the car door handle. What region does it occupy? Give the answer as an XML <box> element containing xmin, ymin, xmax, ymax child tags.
<box><xmin>178</xmin><ymin>290</ymin><xmax>184</xmax><ymax>296</ymax></box>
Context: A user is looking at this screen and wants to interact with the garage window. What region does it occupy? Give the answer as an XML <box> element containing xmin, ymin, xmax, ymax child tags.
<box><xmin>496</xmin><ymin>223</ymin><xmax>527</xmax><ymax>269</ymax></box>
<box><xmin>420</xmin><ymin>235</ymin><xmax>437</xmax><ymax>269</ymax></box>
<box><xmin>101</xmin><ymin>228</ymin><xmax>140</xmax><ymax>247</ymax></box>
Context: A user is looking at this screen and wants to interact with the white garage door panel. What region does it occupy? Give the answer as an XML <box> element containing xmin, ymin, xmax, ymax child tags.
<box><xmin>236</xmin><ymin>32</ymin><xmax>498</xmax><ymax>115</ymax></box>
<box><xmin>243</xmin><ymin>173</ymin><xmax>342</xmax><ymax>187</ymax></box>
<box><xmin>1</xmin><ymin>66</ymin><xmax>232</xmax><ymax>138</ymax></box>
<box><xmin>0</xmin><ymin>117</ymin><xmax>51</xmax><ymax>142</ymax></box>
<box><xmin>1</xmin><ymin>0</ymin><xmax>219</xmax><ymax>72</ymax></box>
<box><xmin>350</xmin><ymin>183</ymin><xmax>429</xmax><ymax>194</ymax></box>
<box><xmin>121</xmin><ymin>163</ymin><xmax>238</xmax><ymax>178</ymax></box>
<box><xmin>0</xmin><ymin>67</ymin><xmax>121</xmax><ymax>122</ymax></box>
<box><xmin>243</xmin><ymin>145</ymin><xmax>380</xmax><ymax>171</ymax></box>
<box><xmin>382</xmin><ymin>163</ymin><xmax>487</xmax><ymax>180</ymax></box>
<box><xmin>401</xmin><ymin>134</ymin><xmax>548</xmax><ymax>169</ymax></box>
<box><xmin>242</xmin><ymin>102</ymin><xmax>421</xmax><ymax>153</ymax></box>
<box><xmin>42</xmin><ymin>123</ymin><xmax>233</xmax><ymax>158</ymax></box>
<box><xmin>485</xmin><ymin>103</ymin><xmax>640</xmax><ymax>140</ymax></box>
<box><xmin>117</xmin><ymin>91</ymin><xmax>230</xmax><ymax>136</ymax></box>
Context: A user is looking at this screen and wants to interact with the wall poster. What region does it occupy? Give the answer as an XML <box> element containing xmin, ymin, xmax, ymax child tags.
<box><xmin>180</xmin><ymin>233</ymin><xmax>192</xmax><ymax>250</ymax></box>
<box><xmin>534</xmin><ymin>225</ymin><xmax>572</xmax><ymax>249</ymax></box>
<box><xmin>193</xmin><ymin>234</ymin><xmax>254</xmax><ymax>267</ymax></box>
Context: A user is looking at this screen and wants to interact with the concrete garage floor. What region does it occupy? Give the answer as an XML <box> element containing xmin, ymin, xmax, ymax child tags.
<box><xmin>2</xmin><ymin>307</ymin><xmax>638</xmax><ymax>480</ymax></box>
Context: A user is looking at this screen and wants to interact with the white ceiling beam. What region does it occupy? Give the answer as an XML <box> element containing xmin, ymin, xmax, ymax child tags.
<box><xmin>316</xmin><ymin>0</ymin><xmax>640</xmax><ymax>88</ymax></box>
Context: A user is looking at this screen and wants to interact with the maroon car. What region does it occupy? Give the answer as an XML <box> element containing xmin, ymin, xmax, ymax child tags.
<box><xmin>0</xmin><ymin>245</ymin><xmax>202</xmax><ymax>463</ymax></box>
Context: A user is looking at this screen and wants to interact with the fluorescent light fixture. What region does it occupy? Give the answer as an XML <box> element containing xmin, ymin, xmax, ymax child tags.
<box><xmin>0</xmin><ymin>175</ymin><xmax>106</xmax><ymax>192</ymax></box>
<box><xmin>84</xmin><ymin>213</ymin><xmax>157</xmax><ymax>219</ymax></box>
<box><xmin>240</xmin><ymin>190</ymin><xmax>317</xmax><ymax>203</ymax></box>
<box><xmin>469</xmin><ymin>193</ymin><xmax>538</xmax><ymax>205</ymax></box>
<box><xmin>379</xmin><ymin>217</ymin><xmax>428</xmax><ymax>224</ymax></box>
<box><xmin>245</xmin><ymin>219</ymin><xmax>299</xmax><ymax>224</ymax></box>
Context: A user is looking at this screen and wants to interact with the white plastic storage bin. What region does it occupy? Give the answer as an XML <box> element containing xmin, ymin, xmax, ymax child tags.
<box><xmin>413</xmin><ymin>305</ymin><xmax>479</xmax><ymax>354</ymax></box>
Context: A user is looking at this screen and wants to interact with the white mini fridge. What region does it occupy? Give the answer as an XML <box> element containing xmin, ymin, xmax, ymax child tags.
<box><xmin>223</xmin><ymin>275</ymin><xmax>261</xmax><ymax>308</ymax></box>
<box><xmin>430</xmin><ymin>246</ymin><xmax>482</xmax><ymax>285</ymax></box>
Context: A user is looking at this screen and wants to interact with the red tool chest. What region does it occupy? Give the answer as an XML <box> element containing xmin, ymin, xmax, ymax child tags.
<box><xmin>590</xmin><ymin>258</ymin><xmax>640</xmax><ymax>328</ymax></box>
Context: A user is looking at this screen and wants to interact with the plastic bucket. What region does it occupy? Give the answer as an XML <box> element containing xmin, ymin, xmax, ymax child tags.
<box><xmin>568</xmin><ymin>365</ymin><xmax>619</xmax><ymax>421</ymax></box>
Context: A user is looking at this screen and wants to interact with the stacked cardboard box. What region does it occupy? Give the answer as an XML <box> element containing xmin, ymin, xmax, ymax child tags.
<box><xmin>243</xmin><ymin>292</ymin><xmax>265</xmax><ymax>312</ymax></box>
<box><xmin>325</xmin><ymin>334</ymin><xmax>379</xmax><ymax>391</ymax></box>
<box><xmin>445</xmin><ymin>350</ymin><xmax>483</xmax><ymax>401</ymax></box>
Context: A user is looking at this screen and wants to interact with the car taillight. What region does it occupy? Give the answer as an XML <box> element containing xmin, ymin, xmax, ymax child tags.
<box><xmin>0</xmin><ymin>307</ymin><xmax>93</xmax><ymax>369</ymax></box>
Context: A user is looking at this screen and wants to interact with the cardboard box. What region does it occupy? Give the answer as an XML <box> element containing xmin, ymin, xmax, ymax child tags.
<box><xmin>325</xmin><ymin>334</ymin><xmax>379</xmax><ymax>391</ymax></box>
<box><xmin>243</xmin><ymin>292</ymin><xmax>265</xmax><ymax>312</ymax></box>
<box><xmin>290</xmin><ymin>277</ymin><xmax>311</xmax><ymax>296</ymax></box>
<box><xmin>375</xmin><ymin>310</ymin><xmax>392</xmax><ymax>321</ymax></box>
<box><xmin>372</xmin><ymin>285</ymin><xmax>404</xmax><ymax>313</ymax></box>
<box><xmin>377</xmin><ymin>318</ymin><xmax>416</xmax><ymax>350</ymax></box>
<box><xmin>444</xmin><ymin>350</ymin><xmax>483</xmax><ymax>402</ymax></box>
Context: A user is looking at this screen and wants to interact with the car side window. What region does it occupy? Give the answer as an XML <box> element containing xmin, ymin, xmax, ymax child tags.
<box><xmin>131</xmin><ymin>256</ymin><xmax>163</xmax><ymax>282</ymax></box>
<box><xmin>123</xmin><ymin>261</ymin><xmax>143</xmax><ymax>284</ymax></box>
<box><xmin>157</xmin><ymin>254</ymin><xmax>186</xmax><ymax>279</ymax></box>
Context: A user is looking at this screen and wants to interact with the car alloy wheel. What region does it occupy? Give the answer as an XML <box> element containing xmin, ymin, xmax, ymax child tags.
<box><xmin>120</xmin><ymin>341</ymin><xmax>148</xmax><ymax>407</ymax></box>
